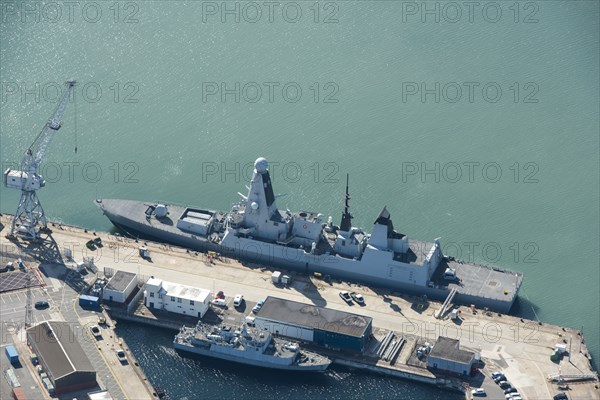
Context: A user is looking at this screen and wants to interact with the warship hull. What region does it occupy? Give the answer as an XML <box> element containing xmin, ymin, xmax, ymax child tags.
<box><xmin>98</xmin><ymin>198</ymin><xmax>522</xmax><ymax>313</ymax></box>
<box><xmin>173</xmin><ymin>342</ymin><xmax>330</xmax><ymax>372</ymax></box>
<box><xmin>173</xmin><ymin>322</ymin><xmax>331</xmax><ymax>371</ymax></box>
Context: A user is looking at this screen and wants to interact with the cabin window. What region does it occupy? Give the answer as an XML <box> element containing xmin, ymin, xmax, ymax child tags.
<box><xmin>190</xmin><ymin>300</ymin><xmax>194</xmax><ymax>305</ymax></box>
<box><xmin>149</xmin><ymin>292</ymin><xmax>154</xmax><ymax>297</ymax></box>
<box><xmin>342</xmin><ymin>239</ymin><xmax>346</xmax><ymax>246</ymax></box>
<box><xmin>177</xmin><ymin>298</ymin><xmax>182</xmax><ymax>303</ymax></box>
<box><xmin>171</xmin><ymin>296</ymin><xmax>175</xmax><ymax>302</ymax></box>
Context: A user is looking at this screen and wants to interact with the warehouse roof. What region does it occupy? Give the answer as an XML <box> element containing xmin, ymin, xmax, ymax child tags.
<box><xmin>26</xmin><ymin>321</ymin><xmax>95</xmax><ymax>380</ymax></box>
<box><xmin>256</xmin><ymin>296</ymin><xmax>372</xmax><ymax>337</ymax></box>
<box><xmin>428</xmin><ymin>337</ymin><xmax>474</xmax><ymax>363</ymax></box>
<box><xmin>105</xmin><ymin>271</ymin><xmax>137</xmax><ymax>292</ymax></box>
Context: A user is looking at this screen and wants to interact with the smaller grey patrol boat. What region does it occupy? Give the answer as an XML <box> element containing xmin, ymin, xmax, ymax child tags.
<box><xmin>174</xmin><ymin>322</ymin><xmax>331</xmax><ymax>372</ymax></box>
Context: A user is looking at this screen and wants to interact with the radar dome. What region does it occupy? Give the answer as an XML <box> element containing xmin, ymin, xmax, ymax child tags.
<box><xmin>254</xmin><ymin>157</ymin><xmax>268</xmax><ymax>173</ymax></box>
<box><xmin>251</xmin><ymin>201</ymin><xmax>259</xmax><ymax>210</ymax></box>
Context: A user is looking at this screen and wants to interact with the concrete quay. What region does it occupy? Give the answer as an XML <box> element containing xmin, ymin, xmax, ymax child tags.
<box><xmin>1</xmin><ymin>214</ymin><xmax>599</xmax><ymax>400</ymax></box>
<box><xmin>0</xmin><ymin>221</ymin><xmax>158</xmax><ymax>399</ymax></box>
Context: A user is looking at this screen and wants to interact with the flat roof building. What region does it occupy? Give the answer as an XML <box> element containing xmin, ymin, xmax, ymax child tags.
<box><xmin>255</xmin><ymin>296</ymin><xmax>373</xmax><ymax>352</ymax></box>
<box><xmin>103</xmin><ymin>271</ymin><xmax>138</xmax><ymax>303</ymax></box>
<box><xmin>26</xmin><ymin>321</ymin><xmax>96</xmax><ymax>394</ymax></box>
<box><xmin>145</xmin><ymin>278</ymin><xmax>211</xmax><ymax>318</ymax></box>
<box><xmin>426</xmin><ymin>336</ymin><xmax>477</xmax><ymax>376</ymax></box>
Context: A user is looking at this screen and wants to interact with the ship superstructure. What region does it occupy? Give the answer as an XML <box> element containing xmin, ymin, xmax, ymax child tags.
<box><xmin>97</xmin><ymin>157</ymin><xmax>523</xmax><ymax>313</ymax></box>
<box><xmin>173</xmin><ymin>322</ymin><xmax>331</xmax><ymax>371</ymax></box>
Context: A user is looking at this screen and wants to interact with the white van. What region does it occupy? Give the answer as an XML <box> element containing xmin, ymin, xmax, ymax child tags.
<box><xmin>212</xmin><ymin>298</ymin><xmax>227</xmax><ymax>307</ymax></box>
<box><xmin>233</xmin><ymin>294</ymin><xmax>244</xmax><ymax>307</ymax></box>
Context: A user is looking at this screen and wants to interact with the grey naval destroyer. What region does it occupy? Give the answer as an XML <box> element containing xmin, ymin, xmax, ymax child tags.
<box><xmin>174</xmin><ymin>322</ymin><xmax>331</xmax><ymax>371</ymax></box>
<box><xmin>97</xmin><ymin>157</ymin><xmax>523</xmax><ymax>313</ymax></box>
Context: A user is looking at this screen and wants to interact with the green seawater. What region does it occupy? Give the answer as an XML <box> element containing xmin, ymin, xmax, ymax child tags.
<box><xmin>1</xmin><ymin>0</ymin><xmax>598</xmax><ymax>396</ymax></box>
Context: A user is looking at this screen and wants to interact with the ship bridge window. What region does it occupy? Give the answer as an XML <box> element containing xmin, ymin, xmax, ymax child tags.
<box><xmin>177</xmin><ymin>298</ymin><xmax>182</xmax><ymax>303</ymax></box>
<box><xmin>190</xmin><ymin>300</ymin><xmax>194</xmax><ymax>305</ymax></box>
<box><xmin>171</xmin><ymin>296</ymin><xmax>175</xmax><ymax>302</ymax></box>
<box><xmin>149</xmin><ymin>292</ymin><xmax>154</xmax><ymax>297</ymax></box>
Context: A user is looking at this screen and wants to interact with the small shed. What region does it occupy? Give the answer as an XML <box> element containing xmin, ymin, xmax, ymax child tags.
<box><xmin>103</xmin><ymin>271</ymin><xmax>138</xmax><ymax>303</ymax></box>
<box><xmin>426</xmin><ymin>336</ymin><xmax>476</xmax><ymax>375</ymax></box>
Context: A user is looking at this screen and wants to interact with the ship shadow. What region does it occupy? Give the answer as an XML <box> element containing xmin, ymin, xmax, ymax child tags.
<box><xmin>510</xmin><ymin>295</ymin><xmax>543</xmax><ymax>322</ymax></box>
<box><xmin>371</xmin><ymin>287</ymin><xmax>429</xmax><ymax>316</ymax></box>
<box><xmin>297</xmin><ymin>274</ymin><xmax>327</xmax><ymax>306</ymax></box>
<box><xmin>239</xmin><ymin>264</ymin><xmax>327</xmax><ymax>307</ymax></box>
<box><xmin>155</xmin><ymin>216</ymin><xmax>174</xmax><ymax>226</ymax></box>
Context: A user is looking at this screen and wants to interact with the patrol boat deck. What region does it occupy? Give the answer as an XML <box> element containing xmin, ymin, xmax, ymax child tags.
<box><xmin>173</xmin><ymin>322</ymin><xmax>331</xmax><ymax>371</ymax></box>
<box><xmin>97</xmin><ymin>157</ymin><xmax>523</xmax><ymax>313</ymax></box>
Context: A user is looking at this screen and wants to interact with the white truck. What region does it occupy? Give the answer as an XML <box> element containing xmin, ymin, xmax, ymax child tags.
<box><xmin>271</xmin><ymin>271</ymin><xmax>292</xmax><ymax>285</ymax></box>
<box><xmin>271</xmin><ymin>271</ymin><xmax>282</xmax><ymax>284</ymax></box>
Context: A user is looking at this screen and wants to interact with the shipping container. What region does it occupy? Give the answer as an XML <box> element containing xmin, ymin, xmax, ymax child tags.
<box><xmin>12</xmin><ymin>387</ymin><xmax>26</xmax><ymax>400</ymax></box>
<box><xmin>5</xmin><ymin>345</ymin><xmax>19</xmax><ymax>364</ymax></box>
<box><xmin>79</xmin><ymin>295</ymin><xmax>100</xmax><ymax>308</ymax></box>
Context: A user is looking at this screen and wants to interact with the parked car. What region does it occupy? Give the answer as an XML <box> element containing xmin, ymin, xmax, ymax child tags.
<box><xmin>215</xmin><ymin>291</ymin><xmax>225</xmax><ymax>299</ymax></box>
<box><xmin>339</xmin><ymin>291</ymin><xmax>352</xmax><ymax>304</ymax></box>
<box><xmin>233</xmin><ymin>294</ymin><xmax>244</xmax><ymax>307</ymax></box>
<box><xmin>90</xmin><ymin>325</ymin><xmax>102</xmax><ymax>339</ymax></box>
<box><xmin>491</xmin><ymin>371</ymin><xmax>504</xmax><ymax>379</ymax></box>
<box><xmin>494</xmin><ymin>375</ymin><xmax>507</xmax><ymax>383</ymax></box>
<box><xmin>116</xmin><ymin>349</ymin><xmax>127</xmax><ymax>364</ymax></box>
<box><xmin>553</xmin><ymin>393</ymin><xmax>568</xmax><ymax>400</ymax></box>
<box><xmin>211</xmin><ymin>298</ymin><xmax>227</xmax><ymax>308</ymax></box>
<box><xmin>350</xmin><ymin>292</ymin><xmax>365</xmax><ymax>305</ymax></box>
<box><xmin>471</xmin><ymin>388</ymin><xmax>486</xmax><ymax>396</ymax></box>
<box><xmin>499</xmin><ymin>380</ymin><xmax>511</xmax><ymax>389</ymax></box>
<box><xmin>504</xmin><ymin>387</ymin><xmax>517</xmax><ymax>394</ymax></box>
<box><xmin>34</xmin><ymin>300</ymin><xmax>49</xmax><ymax>309</ymax></box>
<box><xmin>252</xmin><ymin>300</ymin><xmax>264</xmax><ymax>314</ymax></box>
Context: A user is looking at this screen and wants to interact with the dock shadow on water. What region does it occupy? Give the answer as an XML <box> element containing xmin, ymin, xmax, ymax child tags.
<box><xmin>115</xmin><ymin>321</ymin><xmax>462</xmax><ymax>400</ymax></box>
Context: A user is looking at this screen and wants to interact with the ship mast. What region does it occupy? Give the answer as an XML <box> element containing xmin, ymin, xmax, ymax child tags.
<box><xmin>339</xmin><ymin>174</ymin><xmax>353</xmax><ymax>232</ymax></box>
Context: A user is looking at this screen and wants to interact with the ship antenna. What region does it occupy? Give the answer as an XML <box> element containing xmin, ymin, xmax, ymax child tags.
<box><xmin>340</xmin><ymin>173</ymin><xmax>353</xmax><ymax>232</ymax></box>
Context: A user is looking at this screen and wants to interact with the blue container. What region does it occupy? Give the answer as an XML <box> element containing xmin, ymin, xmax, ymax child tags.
<box><xmin>5</xmin><ymin>345</ymin><xmax>19</xmax><ymax>364</ymax></box>
<box><xmin>79</xmin><ymin>294</ymin><xmax>100</xmax><ymax>308</ymax></box>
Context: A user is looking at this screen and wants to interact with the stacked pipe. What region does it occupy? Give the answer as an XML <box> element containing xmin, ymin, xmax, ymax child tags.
<box><xmin>389</xmin><ymin>338</ymin><xmax>406</xmax><ymax>365</ymax></box>
<box><xmin>376</xmin><ymin>331</ymin><xmax>394</xmax><ymax>358</ymax></box>
<box><xmin>383</xmin><ymin>339</ymin><xmax>397</xmax><ymax>361</ymax></box>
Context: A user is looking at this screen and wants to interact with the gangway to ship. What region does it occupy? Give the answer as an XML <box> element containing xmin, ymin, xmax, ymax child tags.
<box><xmin>435</xmin><ymin>288</ymin><xmax>458</xmax><ymax>319</ymax></box>
<box><xmin>548</xmin><ymin>373</ymin><xmax>598</xmax><ymax>382</ymax></box>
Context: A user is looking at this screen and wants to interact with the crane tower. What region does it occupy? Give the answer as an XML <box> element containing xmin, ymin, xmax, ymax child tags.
<box><xmin>3</xmin><ymin>80</ymin><xmax>76</xmax><ymax>241</ymax></box>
